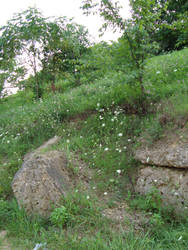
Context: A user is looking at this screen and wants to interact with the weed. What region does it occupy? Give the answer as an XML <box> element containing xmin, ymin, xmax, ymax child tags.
<box><xmin>129</xmin><ymin>188</ymin><xmax>162</xmax><ymax>213</ymax></box>
<box><xmin>50</xmin><ymin>206</ymin><xmax>71</xmax><ymax>228</ymax></box>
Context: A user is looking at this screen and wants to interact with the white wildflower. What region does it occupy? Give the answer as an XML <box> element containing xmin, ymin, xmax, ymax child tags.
<box><xmin>33</xmin><ymin>243</ymin><xmax>47</xmax><ymax>250</ymax></box>
<box><xmin>116</xmin><ymin>169</ymin><xmax>121</xmax><ymax>174</ymax></box>
<box><xmin>104</xmin><ymin>192</ymin><xmax>108</xmax><ymax>196</ymax></box>
<box><xmin>118</xmin><ymin>133</ymin><xmax>123</xmax><ymax>137</ymax></box>
<box><xmin>104</xmin><ymin>147</ymin><xmax>109</xmax><ymax>151</ymax></box>
<box><xmin>156</xmin><ymin>71</ymin><xmax>160</xmax><ymax>74</ymax></box>
<box><xmin>102</xmin><ymin>123</ymin><xmax>105</xmax><ymax>127</ymax></box>
<box><xmin>86</xmin><ymin>195</ymin><xmax>90</xmax><ymax>199</ymax></box>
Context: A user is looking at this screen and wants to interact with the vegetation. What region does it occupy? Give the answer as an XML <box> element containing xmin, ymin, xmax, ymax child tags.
<box><xmin>0</xmin><ymin>1</ymin><xmax>188</xmax><ymax>249</ymax></box>
<box><xmin>153</xmin><ymin>0</ymin><xmax>188</xmax><ymax>51</ymax></box>
<box><xmin>0</xmin><ymin>7</ymin><xmax>89</xmax><ymax>99</ymax></box>
<box><xmin>82</xmin><ymin>0</ymin><xmax>168</xmax><ymax>93</ymax></box>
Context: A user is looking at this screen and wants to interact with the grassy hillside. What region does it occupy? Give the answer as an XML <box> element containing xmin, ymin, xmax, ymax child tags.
<box><xmin>0</xmin><ymin>48</ymin><xmax>188</xmax><ymax>249</ymax></box>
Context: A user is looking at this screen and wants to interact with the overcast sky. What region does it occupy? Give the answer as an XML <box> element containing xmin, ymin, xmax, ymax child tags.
<box><xmin>0</xmin><ymin>0</ymin><xmax>131</xmax><ymax>42</ymax></box>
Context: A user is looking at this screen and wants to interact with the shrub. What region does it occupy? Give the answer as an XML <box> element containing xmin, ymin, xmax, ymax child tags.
<box><xmin>50</xmin><ymin>206</ymin><xmax>71</xmax><ymax>228</ymax></box>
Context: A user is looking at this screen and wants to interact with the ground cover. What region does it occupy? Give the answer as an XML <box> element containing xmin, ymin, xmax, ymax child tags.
<box><xmin>0</xmin><ymin>48</ymin><xmax>188</xmax><ymax>249</ymax></box>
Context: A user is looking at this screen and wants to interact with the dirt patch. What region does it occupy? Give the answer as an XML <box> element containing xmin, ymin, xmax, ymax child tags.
<box><xmin>102</xmin><ymin>201</ymin><xmax>150</xmax><ymax>233</ymax></box>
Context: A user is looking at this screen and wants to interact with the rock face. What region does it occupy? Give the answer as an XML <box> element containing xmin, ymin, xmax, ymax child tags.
<box><xmin>12</xmin><ymin>141</ymin><xmax>72</xmax><ymax>216</ymax></box>
<box><xmin>135</xmin><ymin>132</ymin><xmax>188</xmax><ymax>215</ymax></box>
<box><xmin>135</xmin><ymin>142</ymin><xmax>188</xmax><ymax>168</ymax></box>
<box><xmin>135</xmin><ymin>166</ymin><xmax>188</xmax><ymax>214</ymax></box>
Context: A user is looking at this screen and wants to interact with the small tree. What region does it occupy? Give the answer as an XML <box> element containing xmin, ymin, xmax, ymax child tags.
<box><xmin>0</xmin><ymin>7</ymin><xmax>48</xmax><ymax>98</ymax></box>
<box><xmin>0</xmin><ymin>7</ymin><xmax>89</xmax><ymax>99</ymax></box>
<box><xmin>42</xmin><ymin>18</ymin><xmax>89</xmax><ymax>89</ymax></box>
<box><xmin>81</xmin><ymin>0</ymin><xmax>167</xmax><ymax>94</ymax></box>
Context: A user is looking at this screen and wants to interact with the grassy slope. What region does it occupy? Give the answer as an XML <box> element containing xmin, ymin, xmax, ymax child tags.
<box><xmin>0</xmin><ymin>48</ymin><xmax>188</xmax><ymax>249</ymax></box>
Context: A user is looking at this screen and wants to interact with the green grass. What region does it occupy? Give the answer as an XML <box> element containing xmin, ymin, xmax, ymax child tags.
<box><xmin>0</xmin><ymin>72</ymin><xmax>144</xmax><ymax>199</ymax></box>
<box><xmin>0</xmin><ymin>48</ymin><xmax>188</xmax><ymax>249</ymax></box>
<box><xmin>144</xmin><ymin>48</ymin><xmax>188</xmax><ymax>100</ymax></box>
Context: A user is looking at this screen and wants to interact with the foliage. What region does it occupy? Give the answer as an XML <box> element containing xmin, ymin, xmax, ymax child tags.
<box><xmin>170</xmin><ymin>10</ymin><xmax>188</xmax><ymax>49</ymax></box>
<box><xmin>75</xmin><ymin>42</ymin><xmax>115</xmax><ymax>84</ymax></box>
<box><xmin>153</xmin><ymin>0</ymin><xmax>188</xmax><ymax>52</ymax></box>
<box><xmin>81</xmin><ymin>0</ymin><xmax>168</xmax><ymax>93</ymax></box>
<box><xmin>0</xmin><ymin>7</ymin><xmax>89</xmax><ymax>99</ymax></box>
<box><xmin>130</xmin><ymin>188</ymin><xmax>162</xmax><ymax>213</ymax></box>
<box><xmin>50</xmin><ymin>206</ymin><xmax>71</xmax><ymax>227</ymax></box>
<box><xmin>41</xmin><ymin>17</ymin><xmax>89</xmax><ymax>89</ymax></box>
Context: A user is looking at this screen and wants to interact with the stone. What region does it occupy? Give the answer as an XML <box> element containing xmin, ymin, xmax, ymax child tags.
<box><xmin>135</xmin><ymin>165</ymin><xmax>188</xmax><ymax>214</ymax></box>
<box><xmin>12</xmin><ymin>151</ymin><xmax>71</xmax><ymax>217</ymax></box>
<box><xmin>135</xmin><ymin>140</ymin><xmax>188</xmax><ymax>168</ymax></box>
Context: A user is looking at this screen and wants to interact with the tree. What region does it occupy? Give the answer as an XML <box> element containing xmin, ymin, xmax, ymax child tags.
<box><xmin>81</xmin><ymin>0</ymin><xmax>167</xmax><ymax>93</ymax></box>
<box><xmin>153</xmin><ymin>0</ymin><xmax>188</xmax><ymax>52</ymax></box>
<box><xmin>0</xmin><ymin>7</ymin><xmax>89</xmax><ymax>99</ymax></box>
<box><xmin>0</xmin><ymin>7</ymin><xmax>47</xmax><ymax>98</ymax></box>
<box><xmin>42</xmin><ymin>18</ymin><xmax>89</xmax><ymax>89</ymax></box>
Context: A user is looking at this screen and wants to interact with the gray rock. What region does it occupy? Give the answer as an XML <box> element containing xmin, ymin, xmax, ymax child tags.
<box><xmin>135</xmin><ymin>142</ymin><xmax>188</xmax><ymax>168</ymax></box>
<box><xmin>12</xmin><ymin>151</ymin><xmax>71</xmax><ymax>217</ymax></box>
<box><xmin>135</xmin><ymin>165</ymin><xmax>188</xmax><ymax>214</ymax></box>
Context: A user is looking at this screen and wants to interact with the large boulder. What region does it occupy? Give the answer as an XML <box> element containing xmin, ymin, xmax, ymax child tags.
<box><xmin>135</xmin><ymin>165</ymin><xmax>188</xmax><ymax>214</ymax></box>
<box><xmin>12</xmin><ymin>150</ymin><xmax>71</xmax><ymax>217</ymax></box>
<box><xmin>135</xmin><ymin>139</ymin><xmax>188</xmax><ymax>168</ymax></box>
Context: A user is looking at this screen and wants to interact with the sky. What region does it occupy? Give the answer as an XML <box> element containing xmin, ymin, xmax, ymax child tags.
<box><xmin>0</xmin><ymin>0</ymin><xmax>131</xmax><ymax>42</ymax></box>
